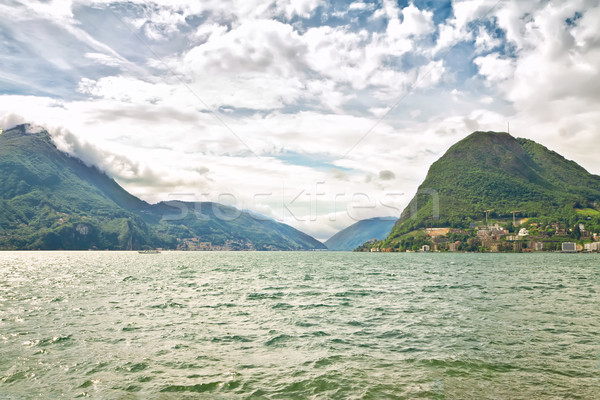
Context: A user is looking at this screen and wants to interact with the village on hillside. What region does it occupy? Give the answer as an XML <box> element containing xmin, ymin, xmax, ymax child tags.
<box><xmin>359</xmin><ymin>216</ymin><xmax>600</xmax><ymax>253</ymax></box>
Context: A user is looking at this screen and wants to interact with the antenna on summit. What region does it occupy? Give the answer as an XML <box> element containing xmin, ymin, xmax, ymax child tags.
<box><xmin>507</xmin><ymin>121</ymin><xmax>510</xmax><ymax>134</ymax></box>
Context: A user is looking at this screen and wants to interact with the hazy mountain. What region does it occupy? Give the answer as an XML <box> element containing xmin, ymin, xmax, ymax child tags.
<box><xmin>325</xmin><ymin>217</ymin><xmax>397</xmax><ymax>251</ymax></box>
<box><xmin>384</xmin><ymin>131</ymin><xmax>600</xmax><ymax>244</ymax></box>
<box><xmin>0</xmin><ymin>124</ymin><xmax>326</xmax><ymax>251</ymax></box>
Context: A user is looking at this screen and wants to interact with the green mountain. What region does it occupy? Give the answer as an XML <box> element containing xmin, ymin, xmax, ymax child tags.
<box><xmin>0</xmin><ymin>124</ymin><xmax>326</xmax><ymax>251</ymax></box>
<box><xmin>384</xmin><ymin>131</ymin><xmax>600</xmax><ymax>244</ymax></box>
<box><xmin>325</xmin><ymin>217</ymin><xmax>397</xmax><ymax>251</ymax></box>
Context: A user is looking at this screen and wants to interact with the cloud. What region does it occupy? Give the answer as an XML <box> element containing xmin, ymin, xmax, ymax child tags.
<box><xmin>192</xmin><ymin>23</ymin><xmax>228</xmax><ymax>42</ymax></box>
<box><xmin>49</xmin><ymin>125</ymin><xmax>203</xmax><ymax>191</ymax></box>
<box><xmin>432</xmin><ymin>0</ymin><xmax>502</xmax><ymax>54</ymax></box>
<box><xmin>474</xmin><ymin>53</ymin><xmax>514</xmax><ymax>84</ymax></box>
<box><xmin>388</xmin><ymin>3</ymin><xmax>434</xmax><ymax>38</ymax></box>
<box><xmin>378</xmin><ymin>170</ymin><xmax>395</xmax><ymax>180</ymax></box>
<box><xmin>462</xmin><ymin>116</ymin><xmax>480</xmax><ymax>132</ymax></box>
<box><xmin>416</xmin><ymin>60</ymin><xmax>446</xmax><ymax>88</ymax></box>
<box><xmin>474</xmin><ymin>25</ymin><xmax>502</xmax><ymax>54</ymax></box>
<box><xmin>275</xmin><ymin>0</ymin><xmax>322</xmax><ymax>19</ymax></box>
<box><xmin>502</xmin><ymin>1</ymin><xmax>600</xmax><ymax>168</ymax></box>
<box><xmin>184</xmin><ymin>19</ymin><xmax>307</xmax><ymax>77</ymax></box>
<box><xmin>0</xmin><ymin>113</ymin><xmax>27</xmax><ymax>130</ymax></box>
<box><xmin>129</xmin><ymin>5</ymin><xmax>187</xmax><ymax>41</ymax></box>
<box><xmin>84</xmin><ymin>52</ymin><xmax>125</xmax><ymax>68</ymax></box>
<box><xmin>9</xmin><ymin>0</ymin><xmax>75</xmax><ymax>23</ymax></box>
<box><xmin>349</xmin><ymin>2</ymin><xmax>375</xmax><ymax>12</ymax></box>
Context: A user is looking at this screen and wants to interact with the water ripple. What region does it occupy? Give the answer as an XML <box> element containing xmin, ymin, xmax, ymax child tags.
<box><xmin>0</xmin><ymin>251</ymin><xmax>598</xmax><ymax>398</ymax></box>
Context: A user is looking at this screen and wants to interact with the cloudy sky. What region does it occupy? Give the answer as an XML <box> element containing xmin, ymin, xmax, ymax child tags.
<box><xmin>1</xmin><ymin>0</ymin><xmax>600</xmax><ymax>240</ymax></box>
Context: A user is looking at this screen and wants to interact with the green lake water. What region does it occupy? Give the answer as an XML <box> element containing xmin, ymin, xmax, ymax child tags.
<box><xmin>0</xmin><ymin>252</ymin><xmax>599</xmax><ymax>399</ymax></box>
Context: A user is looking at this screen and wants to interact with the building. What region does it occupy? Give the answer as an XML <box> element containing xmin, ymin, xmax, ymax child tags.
<box><xmin>370</xmin><ymin>247</ymin><xmax>380</xmax><ymax>252</ymax></box>
<box><xmin>534</xmin><ymin>242</ymin><xmax>544</xmax><ymax>251</ymax></box>
<box><xmin>489</xmin><ymin>224</ymin><xmax>506</xmax><ymax>233</ymax></box>
<box><xmin>562</xmin><ymin>242</ymin><xmax>577</xmax><ymax>253</ymax></box>
<box><xmin>518</xmin><ymin>228</ymin><xmax>530</xmax><ymax>237</ymax></box>
<box><xmin>421</xmin><ymin>245</ymin><xmax>430</xmax><ymax>252</ymax></box>
<box><xmin>486</xmin><ymin>224</ymin><xmax>509</xmax><ymax>239</ymax></box>
<box><xmin>449</xmin><ymin>241</ymin><xmax>460</xmax><ymax>252</ymax></box>
<box><xmin>477</xmin><ymin>229</ymin><xmax>490</xmax><ymax>239</ymax></box>
<box><xmin>584</xmin><ymin>242</ymin><xmax>600</xmax><ymax>252</ymax></box>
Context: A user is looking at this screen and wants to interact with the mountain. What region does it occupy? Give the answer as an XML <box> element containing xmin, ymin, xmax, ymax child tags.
<box><xmin>0</xmin><ymin>124</ymin><xmax>326</xmax><ymax>251</ymax></box>
<box><xmin>325</xmin><ymin>217</ymin><xmax>397</xmax><ymax>251</ymax></box>
<box><xmin>150</xmin><ymin>201</ymin><xmax>326</xmax><ymax>251</ymax></box>
<box><xmin>384</xmin><ymin>131</ymin><xmax>600</xmax><ymax>244</ymax></box>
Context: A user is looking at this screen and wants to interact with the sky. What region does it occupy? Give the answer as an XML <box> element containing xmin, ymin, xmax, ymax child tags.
<box><xmin>1</xmin><ymin>0</ymin><xmax>600</xmax><ymax>241</ymax></box>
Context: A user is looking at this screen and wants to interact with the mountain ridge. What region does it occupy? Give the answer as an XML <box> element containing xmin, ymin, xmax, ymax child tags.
<box><xmin>325</xmin><ymin>217</ymin><xmax>396</xmax><ymax>251</ymax></box>
<box><xmin>382</xmin><ymin>131</ymin><xmax>600</xmax><ymax>247</ymax></box>
<box><xmin>0</xmin><ymin>124</ymin><xmax>326</xmax><ymax>251</ymax></box>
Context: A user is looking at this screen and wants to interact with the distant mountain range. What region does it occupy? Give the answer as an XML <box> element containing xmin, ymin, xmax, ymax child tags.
<box><xmin>4</xmin><ymin>126</ymin><xmax>597</xmax><ymax>252</ymax></box>
<box><xmin>324</xmin><ymin>217</ymin><xmax>396</xmax><ymax>251</ymax></box>
<box><xmin>382</xmin><ymin>131</ymin><xmax>600</xmax><ymax>247</ymax></box>
<box><xmin>0</xmin><ymin>124</ymin><xmax>326</xmax><ymax>251</ymax></box>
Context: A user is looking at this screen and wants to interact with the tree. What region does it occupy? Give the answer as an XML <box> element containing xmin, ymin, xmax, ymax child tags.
<box><xmin>572</xmin><ymin>224</ymin><xmax>582</xmax><ymax>240</ymax></box>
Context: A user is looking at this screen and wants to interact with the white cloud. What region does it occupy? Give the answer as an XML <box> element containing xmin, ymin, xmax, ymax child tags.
<box><xmin>184</xmin><ymin>19</ymin><xmax>307</xmax><ymax>77</ymax></box>
<box><xmin>433</xmin><ymin>0</ymin><xmax>499</xmax><ymax>54</ymax></box>
<box><xmin>349</xmin><ymin>2</ymin><xmax>375</xmax><ymax>12</ymax></box>
<box><xmin>306</xmin><ymin>80</ymin><xmax>355</xmax><ymax>112</ymax></box>
<box><xmin>302</xmin><ymin>2</ymin><xmax>436</xmax><ymax>95</ymax></box>
<box><xmin>275</xmin><ymin>0</ymin><xmax>322</xmax><ymax>19</ymax></box>
<box><xmin>11</xmin><ymin>0</ymin><xmax>75</xmax><ymax>23</ymax></box>
<box><xmin>132</xmin><ymin>7</ymin><xmax>187</xmax><ymax>41</ymax></box>
<box><xmin>0</xmin><ymin>113</ymin><xmax>27</xmax><ymax>130</ymax></box>
<box><xmin>369</xmin><ymin>106</ymin><xmax>391</xmax><ymax>118</ymax></box>
<box><xmin>192</xmin><ymin>23</ymin><xmax>228</xmax><ymax>42</ymax></box>
<box><xmin>474</xmin><ymin>25</ymin><xmax>502</xmax><ymax>53</ymax></box>
<box><xmin>84</xmin><ymin>53</ymin><xmax>125</xmax><ymax>68</ymax></box>
<box><xmin>179</xmin><ymin>19</ymin><xmax>309</xmax><ymax>109</ymax></box>
<box><xmin>391</xmin><ymin>3</ymin><xmax>434</xmax><ymax>38</ymax></box>
<box><xmin>474</xmin><ymin>0</ymin><xmax>600</xmax><ymax>173</ymax></box>
<box><xmin>416</xmin><ymin>60</ymin><xmax>446</xmax><ymax>89</ymax></box>
<box><xmin>474</xmin><ymin>53</ymin><xmax>514</xmax><ymax>84</ymax></box>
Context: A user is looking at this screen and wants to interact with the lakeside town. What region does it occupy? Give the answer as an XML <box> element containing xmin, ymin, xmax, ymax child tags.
<box><xmin>359</xmin><ymin>217</ymin><xmax>600</xmax><ymax>253</ymax></box>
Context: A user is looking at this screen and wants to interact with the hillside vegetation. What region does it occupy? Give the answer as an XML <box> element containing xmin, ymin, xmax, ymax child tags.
<box><xmin>0</xmin><ymin>125</ymin><xmax>326</xmax><ymax>251</ymax></box>
<box><xmin>380</xmin><ymin>131</ymin><xmax>600</xmax><ymax>250</ymax></box>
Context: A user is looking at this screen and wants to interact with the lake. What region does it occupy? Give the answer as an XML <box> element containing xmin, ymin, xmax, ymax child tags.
<box><xmin>0</xmin><ymin>252</ymin><xmax>599</xmax><ymax>399</ymax></box>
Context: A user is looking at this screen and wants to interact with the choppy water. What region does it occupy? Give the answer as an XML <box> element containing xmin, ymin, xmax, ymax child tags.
<box><xmin>0</xmin><ymin>252</ymin><xmax>599</xmax><ymax>399</ymax></box>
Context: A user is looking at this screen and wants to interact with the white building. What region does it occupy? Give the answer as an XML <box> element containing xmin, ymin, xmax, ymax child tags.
<box><xmin>562</xmin><ymin>242</ymin><xmax>577</xmax><ymax>253</ymax></box>
<box><xmin>584</xmin><ymin>242</ymin><xmax>600</xmax><ymax>252</ymax></box>
<box><xmin>421</xmin><ymin>245</ymin><xmax>430</xmax><ymax>252</ymax></box>
<box><xmin>518</xmin><ymin>228</ymin><xmax>529</xmax><ymax>237</ymax></box>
